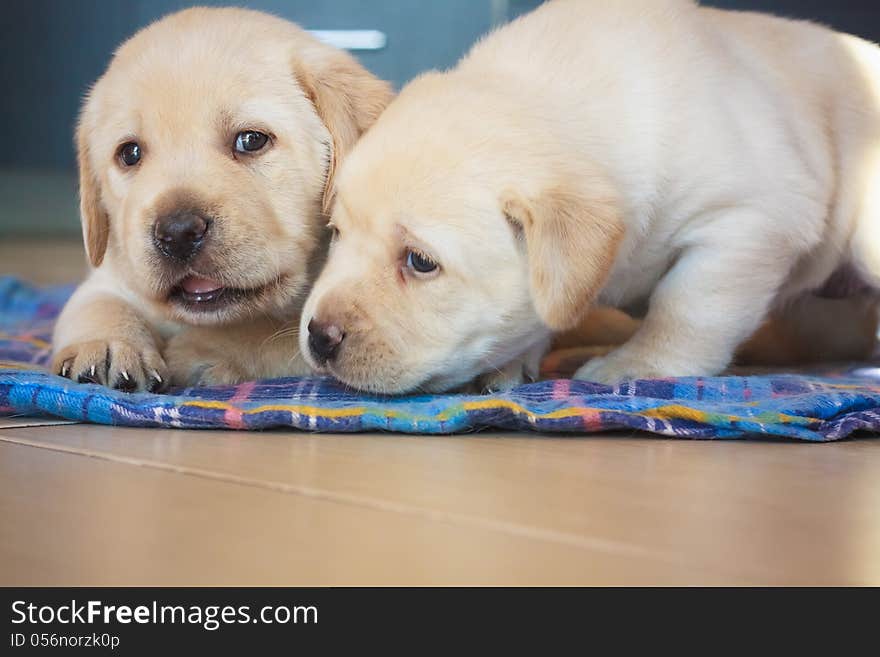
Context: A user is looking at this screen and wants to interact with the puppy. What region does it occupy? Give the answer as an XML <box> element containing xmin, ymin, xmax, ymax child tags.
<box><xmin>52</xmin><ymin>7</ymin><xmax>391</xmax><ymax>390</ymax></box>
<box><xmin>298</xmin><ymin>0</ymin><xmax>880</xmax><ymax>393</ymax></box>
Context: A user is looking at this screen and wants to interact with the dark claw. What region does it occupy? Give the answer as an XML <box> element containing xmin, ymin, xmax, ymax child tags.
<box><xmin>147</xmin><ymin>372</ymin><xmax>164</xmax><ymax>393</ymax></box>
<box><xmin>114</xmin><ymin>371</ymin><xmax>138</xmax><ymax>393</ymax></box>
<box><xmin>77</xmin><ymin>364</ymin><xmax>101</xmax><ymax>385</ymax></box>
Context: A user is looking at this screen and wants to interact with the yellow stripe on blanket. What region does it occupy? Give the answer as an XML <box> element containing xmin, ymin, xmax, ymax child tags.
<box><xmin>642</xmin><ymin>404</ymin><xmax>709</xmax><ymax>423</ymax></box>
<box><xmin>182</xmin><ymin>399</ymin><xmax>368</xmax><ymax>418</ymax></box>
<box><xmin>642</xmin><ymin>403</ymin><xmax>813</xmax><ymax>426</ymax></box>
<box><xmin>183</xmin><ymin>397</ymin><xmax>600</xmax><ymax>423</ymax></box>
<box><xmin>0</xmin><ymin>333</ymin><xmax>51</xmax><ymax>349</ymax></box>
<box><xmin>0</xmin><ymin>361</ymin><xmax>46</xmax><ymax>372</ymax></box>
<box><xmin>457</xmin><ymin>398</ymin><xmax>588</xmax><ymax>421</ymax></box>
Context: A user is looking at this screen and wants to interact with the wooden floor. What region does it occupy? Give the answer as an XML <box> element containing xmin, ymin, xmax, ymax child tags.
<box><xmin>2</xmin><ymin>240</ymin><xmax>880</xmax><ymax>585</ymax></box>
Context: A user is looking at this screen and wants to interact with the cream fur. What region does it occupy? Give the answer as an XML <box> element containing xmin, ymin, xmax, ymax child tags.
<box><xmin>300</xmin><ymin>0</ymin><xmax>880</xmax><ymax>392</ymax></box>
<box><xmin>52</xmin><ymin>7</ymin><xmax>391</xmax><ymax>390</ymax></box>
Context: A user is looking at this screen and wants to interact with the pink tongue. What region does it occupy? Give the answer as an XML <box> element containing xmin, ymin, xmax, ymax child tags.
<box><xmin>181</xmin><ymin>276</ymin><xmax>223</xmax><ymax>295</ymax></box>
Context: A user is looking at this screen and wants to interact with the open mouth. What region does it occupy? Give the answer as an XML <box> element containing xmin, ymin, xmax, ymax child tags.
<box><xmin>169</xmin><ymin>275</ymin><xmax>271</xmax><ymax>312</ymax></box>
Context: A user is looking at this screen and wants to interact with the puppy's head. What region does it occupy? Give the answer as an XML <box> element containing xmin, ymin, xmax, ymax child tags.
<box><xmin>299</xmin><ymin>75</ymin><xmax>624</xmax><ymax>393</ymax></box>
<box><xmin>77</xmin><ymin>7</ymin><xmax>391</xmax><ymax>324</ymax></box>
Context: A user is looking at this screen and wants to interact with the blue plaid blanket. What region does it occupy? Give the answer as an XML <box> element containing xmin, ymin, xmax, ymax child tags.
<box><xmin>2</xmin><ymin>276</ymin><xmax>880</xmax><ymax>440</ymax></box>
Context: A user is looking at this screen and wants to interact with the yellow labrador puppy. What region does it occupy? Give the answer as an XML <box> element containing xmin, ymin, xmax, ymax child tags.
<box><xmin>52</xmin><ymin>7</ymin><xmax>391</xmax><ymax>390</ymax></box>
<box><xmin>299</xmin><ymin>0</ymin><xmax>880</xmax><ymax>393</ymax></box>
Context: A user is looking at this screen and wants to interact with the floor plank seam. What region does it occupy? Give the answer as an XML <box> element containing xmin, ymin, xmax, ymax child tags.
<box><xmin>0</xmin><ymin>432</ymin><xmax>682</xmax><ymax>566</ymax></box>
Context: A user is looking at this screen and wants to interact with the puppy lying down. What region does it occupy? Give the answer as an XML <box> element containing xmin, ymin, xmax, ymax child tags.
<box><xmin>52</xmin><ymin>7</ymin><xmax>391</xmax><ymax>391</ymax></box>
<box><xmin>299</xmin><ymin>0</ymin><xmax>880</xmax><ymax>393</ymax></box>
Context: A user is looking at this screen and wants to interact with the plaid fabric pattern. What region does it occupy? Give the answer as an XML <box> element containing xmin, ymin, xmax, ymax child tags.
<box><xmin>2</xmin><ymin>276</ymin><xmax>880</xmax><ymax>440</ymax></box>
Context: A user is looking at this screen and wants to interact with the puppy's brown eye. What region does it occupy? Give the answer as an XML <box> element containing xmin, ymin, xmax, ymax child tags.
<box><xmin>118</xmin><ymin>142</ymin><xmax>141</xmax><ymax>167</ymax></box>
<box><xmin>406</xmin><ymin>250</ymin><xmax>439</xmax><ymax>275</ymax></box>
<box><xmin>234</xmin><ymin>131</ymin><xmax>269</xmax><ymax>153</ymax></box>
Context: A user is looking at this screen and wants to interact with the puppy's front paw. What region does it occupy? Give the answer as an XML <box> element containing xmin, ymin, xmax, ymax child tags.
<box><xmin>574</xmin><ymin>348</ymin><xmax>679</xmax><ymax>385</ymax></box>
<box><xmin>171</xmin><ymin>360</ymin><xmax>249</xmax><ymax>387</ymax></box>
<box><xmin>476</xmin><ymin>347</ymin><xmax>546</xmax><ymax>393</ymax></box>
<box><xmin>477</xmin><ymin>364</ymin><xmax>529</xmax><ymax>394</ymax></box>
<box><xmin>53</xmin><ymin>339</ymin><xmax>168</xmax><ymax>393</ymax></box>
<box><xmin>164</xmin><ymin>331</ymin><xmax>248</xmax><ymax>387</ymax></box>
<box><xmin>473</xmin><ymin>338</ymin><xmax>550</xmax><ymax>393</ymax></box>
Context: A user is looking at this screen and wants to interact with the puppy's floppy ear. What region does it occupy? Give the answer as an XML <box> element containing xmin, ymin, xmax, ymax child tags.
<box><xmin>293</xmin><ymin>51</ymin><xmax>393</xmax><ymax>213</ymax></box>
<box><xmin>75</xmin><ymin>120</ymin><xmax>110</xmax><ymax>268</ymax></box>
<box><xmin>502</xmin><ymin>182</ymin><xmax>624</xmax><ymax>331</ymax></box>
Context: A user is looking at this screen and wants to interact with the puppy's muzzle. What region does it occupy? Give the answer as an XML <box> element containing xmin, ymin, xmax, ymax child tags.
<box><xmin>307</xmin><ymin>318</ymin><xmax>345</xmax><ymax>363</ymax></box>
<box><xmin>154</xmin><ymin>210</ymin><xmax>209</xmax><ymax>262</ymax></box>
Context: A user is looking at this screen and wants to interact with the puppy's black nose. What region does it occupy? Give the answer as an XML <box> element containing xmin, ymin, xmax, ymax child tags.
<box><xmin>308</xmin><ymin>319</ymin><xmax>345</xmax><ymax>363</ymax></box>
<box><xmin>154</xmin><ymin>211</ymin><xmax>209</xmax><ymax>262</ymax></box>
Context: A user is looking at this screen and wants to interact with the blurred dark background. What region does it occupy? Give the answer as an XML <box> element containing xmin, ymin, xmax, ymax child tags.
<box><xmin>1</xmin><ymin>0</ymin><xmax>878</xmax><ymax>238</ymax></box>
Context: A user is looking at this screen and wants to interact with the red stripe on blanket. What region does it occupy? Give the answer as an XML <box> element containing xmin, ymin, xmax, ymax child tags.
<box><xmin>224</xmin><ymin>381</ymin><xmax>257</xmax><ymax>429</ymax></box>
<box><xmin>579</xmin><ymin>408</ymin><xmax>604</xmax><ymax>432</ymax></box>
<box><xmin>552</xmin><ymin>379</ymin><xmax>570</xmax><ymax>399</ymax></box>
<box><xmin>552</xmin><ymin>378</ymin><xmax>602</xmax><ymax>430</ymax></box>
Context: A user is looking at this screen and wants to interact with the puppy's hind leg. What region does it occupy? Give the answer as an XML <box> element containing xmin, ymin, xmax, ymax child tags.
<box><xmin>577</xmin><ymin>207</ymin><xmax>815</xmax><ymax>384</ymax></box>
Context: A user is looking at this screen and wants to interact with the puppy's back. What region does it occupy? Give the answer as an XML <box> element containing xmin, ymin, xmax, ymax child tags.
<box><xmin>455</xmin><ymin>0</ymin><xmax>880</xmax><ymax>211</ymax></box>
